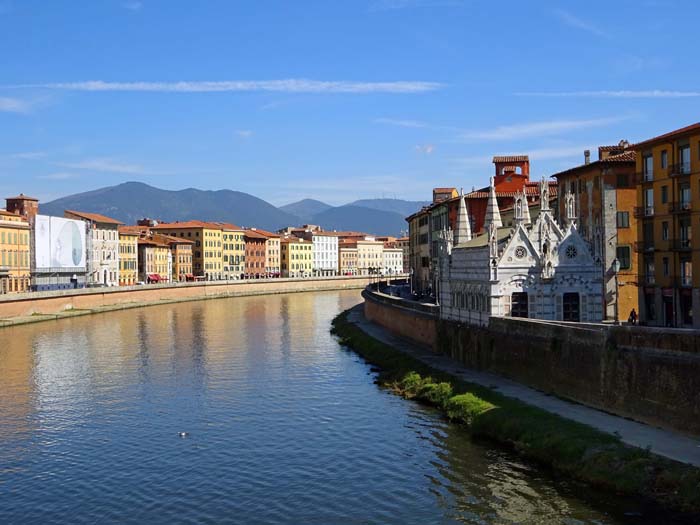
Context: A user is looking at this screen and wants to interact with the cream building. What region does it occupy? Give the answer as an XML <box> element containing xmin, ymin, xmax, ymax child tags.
<box><xmin>382</xmin><ymin>247</ymin><xmax>404</xmax><ymax>275</ymax></box>
<box><xmin>65</xmin><ymin>210</ymin><xmax>122</xmax><ymax>286</ymax></box>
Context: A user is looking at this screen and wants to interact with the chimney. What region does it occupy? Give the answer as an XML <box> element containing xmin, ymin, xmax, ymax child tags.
<box><xmin>584</xmin><ymin>150</ymin><xmax>591</xmax><ymax>165</ymax></box>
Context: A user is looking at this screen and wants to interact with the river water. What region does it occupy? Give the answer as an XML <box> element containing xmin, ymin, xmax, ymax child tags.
<box><xmin>0</xmin><ymin>290</ymin><xmax>672</xmax><ymax>524</ymax></box>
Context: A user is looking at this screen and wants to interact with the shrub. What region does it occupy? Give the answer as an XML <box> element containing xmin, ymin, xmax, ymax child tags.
<box><xmin>445</xmin><ymin>393</ymin><xmax>495</xmax><ymax>424</ymax></box>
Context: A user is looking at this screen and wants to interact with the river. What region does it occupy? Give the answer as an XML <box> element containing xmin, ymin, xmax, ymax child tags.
<box><xmin>0</xmin><ymin>290</ymin><xmax>672</xmax><ymax>524</ymax></box>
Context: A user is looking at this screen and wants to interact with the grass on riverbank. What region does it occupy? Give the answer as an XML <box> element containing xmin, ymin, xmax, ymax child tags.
<box><xmin>331</xmin><ymin>309</ymin><xmax>700</xmax><ymax>515</ymax></box>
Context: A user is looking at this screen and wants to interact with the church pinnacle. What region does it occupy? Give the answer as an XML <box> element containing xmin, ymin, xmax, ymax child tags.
<box><xmin>454</xmin><ymin>190</ymin><xmax>472</xmax><ymax>245</ymax></box>
<box><xmin>483</xmin><ymin>177</ymin><xmax>502</xmax><ymax>232</ymax></box>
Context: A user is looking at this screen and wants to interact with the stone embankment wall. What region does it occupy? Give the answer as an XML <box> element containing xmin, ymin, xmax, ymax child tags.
<box><xmin>0</xmin><ymin>276</ymin><xmax>372</xmax><ymax>324</ymax></box>
<box><xmin>363</xmin><ymin>287</ymin><xmax>700</xmax><ymax>437</ymax></box>
<box><xmin>362</xmin><ymin>288</ymin><xmax>438</xmax><ymax>348</ymax></box>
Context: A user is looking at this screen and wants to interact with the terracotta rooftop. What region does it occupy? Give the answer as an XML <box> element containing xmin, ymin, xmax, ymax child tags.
<box><xmin>633</xmin><ymin>122</ymin><xmax>700</xmax><ymax>148</ymax></box>
<box><xmin>551</xmin><ymin>151</ymin><xmax>636</xmax><ymax>179</ymax></box>
<box><xmin>118</xmin><ymin>225</ymin><xmax>145</xmax><ymax>235</ymax></box>
<box><xmin>433</xmin><ymin>187</ymin><xmax>456</xmax><ymax>192</ymax></box>
<box><xmin>151</xmin><ymin>220</ymin><xmax>241</xmax><ymax>230</ymax></box>
<box><xmin>466</xmin><ymin>181</ymin><xmax>558</xmax><ymax>199</ymax></box>
<box><xmin>65</xmin><ymin>210</ymin><xmax>123</xmax><ymax>225</ymax></box>
<box><xmin>6</xmin><ymin>193</ymin><xmax>38</xmax><ymax>201</ymax></box>
<box><xmin>493</xmin><ymin>155</ymin><xmax>529</xmax><ymax>163</ymax></box>
<box><xmin>243</xmin><ymin>229</ymin><xmax>268</xmax><ymax>240</ymax></box>
<box><xmin>247</xmin><ymin>227</ymin><xmax>280</xmax><ymax>238</ymax></box>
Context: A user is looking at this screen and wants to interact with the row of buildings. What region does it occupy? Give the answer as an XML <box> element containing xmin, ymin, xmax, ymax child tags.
<box><xmin>408</xmin><ymin>122</ymin><xmax>700</xmax><ymax>329</ymax></box>
<box><xmin>0</xmin><ymin>198</ymin><xmax>410</xmax><ymax>293</ymax></box>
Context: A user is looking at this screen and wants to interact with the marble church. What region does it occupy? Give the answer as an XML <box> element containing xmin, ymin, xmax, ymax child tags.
<box><xmin>437</xmin><ymin>177</ymin><xmax>603</xmax><ymax>325</ymax></box>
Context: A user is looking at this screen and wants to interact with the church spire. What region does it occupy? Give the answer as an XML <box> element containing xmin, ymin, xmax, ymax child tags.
<box><xmin>483</xmin><ymin>176</ymin><xmax>502</xmax><ymax>232</ymax></box>
<box><xmin>513</xmin><ymin>189</ymin><xmax>531</xmax><ymax>226</ymax></box>
<box><xmin>454</xmin><ymin>190</ymin><xmax>472</xmax><ymax>245</ymax></box>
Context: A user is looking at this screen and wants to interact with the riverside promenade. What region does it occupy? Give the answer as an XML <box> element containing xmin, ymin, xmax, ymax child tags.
<box><xmin>0</xmin><ymin>275</ymin><xmax>382</xmax><ymax>328</ymax></box>
<box><xmin>347</xmin><ymin>304</ymin><xmax>700</xmax><ymax>468</ymax></box>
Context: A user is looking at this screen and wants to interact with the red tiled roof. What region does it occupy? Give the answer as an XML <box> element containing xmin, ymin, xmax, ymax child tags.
<box><xmin>633</xmin><ymin>122</ymin><xmax>700</xmax><ymax>148</ymax></box>
<box><xmin>493</xmin><ymin>155</ymin><xmax>529</xmax><ymax>163</ymax></box>
<box><xmin>118</xmin><ymin>225</ymin><xmax>145</xmax><ymax>235</ymax></box>
<box><xmin>551</xmin><ymin>151</ymin><xmax>636</xmax><ymax>179</ymax></box>
<box><xmin>247</xmin><ymin>227</ymin><xmax>280</xmax><ymax>238</ymax></box>
<box><xmin>6</xmin><ymin>193</ymin><xmax>38</xmax><ymax>201</ymax></box>
<box><xmin>466</xmin><ymin>181</ymin><xmax>557</xmax><ymax>199</ymax></box>
<box><xmin>244</xmin><ymin>230</ymin><xmax>268</xmax><ymax>240</ymax></box>
<box><xmin>433</xmin><ymin>187</ymin><xmax>456</xmax><ymax>192</ymax></box>
<box><xmin>151</xmin><ymin>220</ymin><xmax>241</xmax><ymax>230</ymax></box>
<box><xmin>65</xmin><ymin>210</ymin><xmax>123</xmax><ymax>225</ymax></box>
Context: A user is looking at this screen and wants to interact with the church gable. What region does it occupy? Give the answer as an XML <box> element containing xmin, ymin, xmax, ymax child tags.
<box><xmin>555</xmin><ymin>226</ymin><xmax>596</xmax><ymax>267</ymax></box>
<box><xmin>498</xmin><ymin>225</ymin><xmax>540</xmax><ymax>268</ymax></box>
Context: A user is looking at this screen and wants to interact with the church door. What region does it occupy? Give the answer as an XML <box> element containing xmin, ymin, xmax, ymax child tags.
<box><xmin>563</xmin><ymin>292</ymin><xmax>580</xmax><ymax>322</ymax></box>
<box><xmin>511</xmin><ymin>292</ymin><xmax>529</xmax><ymax>318</ymax></box>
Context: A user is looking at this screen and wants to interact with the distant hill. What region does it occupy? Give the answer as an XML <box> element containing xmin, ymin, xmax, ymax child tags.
<box><xmin>347</xmin><ymin>198</ymin><xmax>429</xmax><ymax>218</ymax></box>
<box><xmin>279</xmin><ymin>198</ymin><xmax>332</xmax><ymax>223</ymax></box>
<box><xmin>40</xmin><ymin>182</ymin><xmax>299</xmax><ymax>232</ymax></box>
<box><xmin>39</xmin><ymin>182</ymin><xmax>411</xmax><ymax>236</ymax></box>
<box><xmin>311</xmin><ymin>205</ymin><xmax>407</xmax><ymax>237</ymax></box>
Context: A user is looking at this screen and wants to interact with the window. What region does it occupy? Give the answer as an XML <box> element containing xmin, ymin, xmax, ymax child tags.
<box><xmin>662</xmin><ymin>221</ymin><xmax>669</xmax><ymax>240</ymax></box>
<box><xmin>663</xmin><ymin>257</ymin><xmax>669</xmax><ymax>277</ymax></box>
<box><xmin>680</xmin><ymin>145</ymin><xmax>691</xmax><ymax>173</ymax></box>
<box><xmin>661</xmin><ymin>150</ymin><xmax>668</xmax><ymax>168</ymax></box>
<box><xmin>616</xmin><ymin>173</ymin><xmax>629</xmax><ymax>188</ymax></box>
<box><xmin>643</xmin><ymin>154</ymin><xmax>653</xmax><ymax>179</ymax></box>
<box><xmin>680</xmin><ymin>183</ymin><xmax>691</xmax><ymax>208</ymax></box>
<box><xmin>644</xmin><ymin>188</ymin><xmax>654</xmax><ymax>214</ymax></box>
<box><xmin>616</xmin><ymin>246</ymin><xmax>631</xmax><ymax>270</ymax></box>
<box><xmin>616</xmin><ymin>211</ymin><xmax>629</xmax><ymax>228</ymax></box>
<box><xmin>661</xmin><ymin>185</ymin><xmax>668</xmax><ymax>204</ymax></box>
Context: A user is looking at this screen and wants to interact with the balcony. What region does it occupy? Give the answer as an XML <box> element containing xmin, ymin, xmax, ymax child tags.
<box><xmin>634</xmin><ymin>206</ymin><xmax>655</xmax><ymax>218</ymax></box>
<box><xmin>634</xmin><ymin>241</ymin><xmax>655</xmax><ymax>253</ymax></box>
<box><xmin>669</xmin><ymin>201</ymin><xmax>692</xmax><ymax>213</ymax></box>
<box><xmin>643</xmin><ymin>274</ymin><xmax>656</xmax><ymax>285</ymax></box>
<box><xmin>636</xmin><ymin>171</ymin><xmax>654</xmax><ymax>184</ymax></box>
<box><xmin>671</xmin><ymin>238</ymin><xmax>692</xmax><ymax>251</ymax></box>
<box><xmin>670</xmin><ymin>163</ymin><xmax>692</xmax><ymax>177</ymax></box>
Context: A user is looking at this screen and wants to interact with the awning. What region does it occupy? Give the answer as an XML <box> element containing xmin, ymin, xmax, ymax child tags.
<box><xmin>148</xmin><ymin>274</ymin><xmax>160</xmax><ymax>282</ymax></box>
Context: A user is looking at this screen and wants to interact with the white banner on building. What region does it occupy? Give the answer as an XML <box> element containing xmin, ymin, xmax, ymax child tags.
<box><xmin>34</xmin><ymin>215</ymin><xmax>86</xmax><ymax>270</ymax></box>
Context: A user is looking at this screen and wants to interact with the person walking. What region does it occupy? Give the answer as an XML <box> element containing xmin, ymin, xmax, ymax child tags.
<box><xmin>628</xmin><ymin>308</ymin><xmax>637</xmax><ymax>325</ymax></box>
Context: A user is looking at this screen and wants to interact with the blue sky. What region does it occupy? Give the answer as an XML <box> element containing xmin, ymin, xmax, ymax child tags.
<box><xmin>1</xmin><ymin>0</ymin><xmax>698</xmax><ymax>206</ymax></box>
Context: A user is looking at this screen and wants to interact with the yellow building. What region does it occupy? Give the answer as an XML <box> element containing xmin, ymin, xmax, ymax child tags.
<box><xmin>164</xmin><ymin>235</ymin><xmax>193</xmax><ymax>282</ymax></box>
<box><xmin>338</xmin><ymin>243</ymin><xmax>358</xmax><ymax>275</ymax></box>
<box><xmin>0</xmin><ymin>208</ymin><xmax>30</xmax><ymax>293</ymax></box>
<box><xmin>219</xmin><ymin>223</ymin><xmax>245</xmax><ymax>280</ymax></box>
<box><xmin>356</xmin><ymin>238</ymin><xmax>384</xmax><ymax>275</ymax></box>
<box><xmin>118</xmin><ymin>227</ymin><xmax>139</xmax><ymax>286</ymax></box>
<box><xmin>280</xmin><ymin>236</ymin><xmax>313</xmax><ymax>277</ymax></box>
<box><xmin>152</xmin><ymin>221</ymin><xmax>223</xmax><ymax>280</ymax></box>
<box><xmin>634</xmin><ymin>122</ymin><xmax>700</xmax><ymax>327</ymax></box>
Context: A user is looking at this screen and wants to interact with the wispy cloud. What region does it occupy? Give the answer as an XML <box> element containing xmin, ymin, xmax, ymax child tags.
<box><xmin>369</xmin><ymin>0</ymin><xmax>463</xmax><ymax>11</ymax></box>
<box><xmin>460</xmin><ymin>116</ymin><xmax>627</xmax><ymax>141</ymax></box>
<box><xmin>553</xmin><ymin>9</ymin><xmax>608</xmax><ymax>37</ymax></box>
<box><xmin>122</xmin><ymin>1</ymin><xmax>142</xmax><ymax>11</ymax></box>
<box><xmin>516</xmin><ymin>90</ymin><xmax>700</xmax><ymax>98</ymax></box>
<box><xmin>37</xmin><ymin>172</ymin><xmax>80</xmax><ymax>181</ymax></box>
<box><xmin>0</xmin><ymin>96</ymin><xmax>32</xmax><ymax>113</ymax></box>
<box><xmin>6</xmin><ymin>79</ymin><xmax>443</xmax><ymax>94</ymax></box>
<box><xmin>235</xmin><ymin>129</ymin><xmax>253</xmax><ymax>138</ymax></box>
<box><xmin>56</xmin><ymin>158</ymin><xmax>147</xmax><ymax>174</ymax></box>
<box><xmin>374</xmin><ymin>117</ymin><xmax>429</xmax><ymax>128</ymax></box>
<box><xmin>415</xmin><ymin>144</ymin><xmax>435</xmax><ymax>154</ymax></box>
<box><xmin>8</xmin><ymin>151</ymin><xmax>47</xmax><ymax>160</ymax></box>
<box><xmin>452</xmin><ymin>145</ymin><xmax>594</xmax><ymax>166</ymax></box>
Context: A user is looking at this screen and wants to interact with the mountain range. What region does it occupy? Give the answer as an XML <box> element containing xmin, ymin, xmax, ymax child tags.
<box><xmin>40</xmin><ymin>182</ymin><xmax>428</xmax><ymax>236</ymax></box>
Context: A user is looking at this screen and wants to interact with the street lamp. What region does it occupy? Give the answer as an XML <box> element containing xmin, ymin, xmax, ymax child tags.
<box><xmin>612</xmin><ymin>257</ymin><xmax>621</xmax><ymax>325</ymax></box>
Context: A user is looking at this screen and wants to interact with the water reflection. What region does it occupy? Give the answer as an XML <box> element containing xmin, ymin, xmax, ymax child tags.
<box><xmin>0</xmin><ymin>291</ymin><xmax>674</xmax><ymax>524</ymax></box>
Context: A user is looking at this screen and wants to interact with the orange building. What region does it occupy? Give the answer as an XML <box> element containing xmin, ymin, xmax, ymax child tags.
<box><xmin>633</xmin><ymin>123</ymin><xmax>700</xmax><ymax>327</ymax></box>
<box><xmin>552</xmin><ymin>142</ymin><xmax>638</xmax><ymax>321</ymax></box>
<box><xmin>243</xmin><ymin>229</ymin><xmax>267</xmax><ymax>278</ymax></box>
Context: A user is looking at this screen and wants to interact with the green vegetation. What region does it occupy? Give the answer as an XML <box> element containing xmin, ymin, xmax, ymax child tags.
<box><xmin>331</xmin><ymin>309</ymin><xmax>700</xmax><ymax>516</ymax></box>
